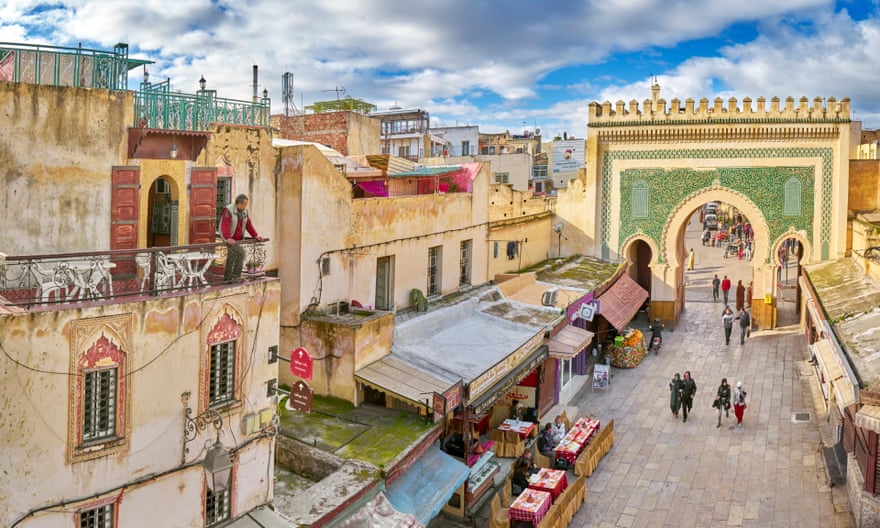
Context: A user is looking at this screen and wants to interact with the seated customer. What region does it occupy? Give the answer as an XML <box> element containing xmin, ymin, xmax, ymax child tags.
<box><xmin>510</xmin><ymin>399</ymin><xmax>525</xmax><ymax>421</ymax></box>
<box><xmin>511</xmin><ymin>460</ymin><xmax>531</xmax><ymax>495</ymax></box>
<box><xmin>551</xmin><ymin>415</ymin><xmax>566</xmax><ymax>444</ymax></box>
<box><xmin>537</xmin><ymin>423</ymin><xmax>557</xmax><ymax>457</ymax></box>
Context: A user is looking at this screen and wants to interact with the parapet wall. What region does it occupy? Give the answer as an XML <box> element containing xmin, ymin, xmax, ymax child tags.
<box><xmin>589</xmin><ymin>95</ymin><xmax>851</xmax><ymax>126</ymax></box>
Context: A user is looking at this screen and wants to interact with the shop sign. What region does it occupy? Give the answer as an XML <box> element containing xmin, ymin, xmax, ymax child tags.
<box><xmin>432</xmin><ymin>381</ymin><xmax>463</xmax><ymax>422</ymax></box>
<box><xmin>577</xmin><ymin>300</ymin><xmax>599</xmax><ymax>322</ymax></box>
<box><xmin>469</xmin><ymin>331</ymin><xmax>544</xmax><ymax>400</ymax></box>
<box><xmin>290</xmin><ymin>347</ymin><xmax>313</xmax><ymax>380</ymax></box>
<box><xmin>286</xmin><ymin>380</ymin><xmax>313</xmax><ymax>414</ymax></box>
<box><xmin>593</xmin><ymin>363</ymin><xmax>610</xmax><ymax>390</ymax></box>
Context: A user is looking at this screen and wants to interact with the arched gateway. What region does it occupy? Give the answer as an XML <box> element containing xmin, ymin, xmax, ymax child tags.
<box><xmin>561</xmin><ymin>85</ymin><xmax>855</xmax><ymax>329</ymax></box>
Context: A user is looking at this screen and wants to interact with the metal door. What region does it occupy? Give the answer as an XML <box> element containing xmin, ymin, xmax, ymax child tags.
<box><xmin>375</xmin><ymin>256</ymin><xmax>393</xmax><ymax>310</ymax></box>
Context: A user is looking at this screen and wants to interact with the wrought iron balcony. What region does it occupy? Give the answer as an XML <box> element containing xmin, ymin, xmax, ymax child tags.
<box><xmin>0</xmin><ymin>41</ymin><xmax>147</xmax><ymax>90</ymax></box>
<box><xmin>134</xmin><ymin>82</ymin><xmax>270</xmax><ymax>131</ymax></box>
<box><xmin>0</xmin><ymin>239</ymin><xmax>269</xmax><ymax>311</ymax></box>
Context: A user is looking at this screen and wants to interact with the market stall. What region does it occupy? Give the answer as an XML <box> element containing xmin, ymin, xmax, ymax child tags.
<box><xmin>609</xmin><ymin>328</ymin><xmax>646</xmax><ymax>368</ymax></box>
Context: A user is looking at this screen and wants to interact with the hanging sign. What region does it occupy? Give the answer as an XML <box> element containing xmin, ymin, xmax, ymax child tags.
<box><xmin>578</xmin><ymin>300</ymin><xmax>599</xmax><ymax>322</ymax></box>
<box><xmin>286</xmin><ymin>380</ymin><xmax>314</xmax><ymax>414</ymax></box>
<box><xmin>290</xmin><ymin>347</ymin><xmax>314</xmax><ymax>380</ymax></box>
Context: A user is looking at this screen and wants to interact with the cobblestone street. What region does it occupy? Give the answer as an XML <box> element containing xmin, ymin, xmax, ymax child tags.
<box><xmin>569</xmin><ymin>218</ymin><xmax>855</xmax><ymax>528</ymax></box>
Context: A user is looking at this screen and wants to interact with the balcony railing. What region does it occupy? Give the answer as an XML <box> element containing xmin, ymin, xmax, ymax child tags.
<box><xmin>134</xmin><ymin>85</ymin><xmax>271</xmax><ymax>131</ymax></box>
<box><xmin>0</xmin><ymin>240</ymin><xmax>269</xmax><ymax>310</ymax></box>
<box><xmin>0</xmin><ymin>42</ymin><xmax>139</xmax><ymax>90</ymax></box>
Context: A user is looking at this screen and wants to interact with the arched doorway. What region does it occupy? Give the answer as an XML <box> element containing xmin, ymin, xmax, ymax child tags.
<box><xmin>627</xmin><ymin>239</ymin><xmax>653</xmax><ymax>296</ymax></box>
<box><xmin>659</xmin><ymin>188</ymin><xmax>775</xmax><ymax>329</ymax></box>
<box><xmin>146</xmin><ymin>176</ymin><xmax>179</xmax><ymax>247</ymax></box>
<box><xmin>773</xmin><ymin>233</ymin><xmax>809</xmax><ymax>327</ymax></box>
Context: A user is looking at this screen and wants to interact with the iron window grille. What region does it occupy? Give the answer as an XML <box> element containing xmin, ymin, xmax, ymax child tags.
<box><xmin>209</xmin><ymin>341</ymin><xmax>235</xmax><ymax>406</ymax></box>
<box><xmin>459</xmin><ymin>240</ymin><xmax>472</xmax><ymax>287</ymax></box>
<box><xmin>427</xmin><ymin>246</ymin><xmax>442</xmax><ymax>297</ymax></box>
<box><xmin>82</xmin><ymin>368</ymin><xmax>117</xmax><ymax>442</ymax></box>
<box><xmin>80</xmin><ymin>503</ymin><xmax>114</xmax><ymax>528</ymax></box>
<box><xmin>215</xmin><ymin>177</ymin><xmax>232</xmax><ymax>231</ymax></box>
<box><xmin>206</xmin><ymin>487</ymin><xmax>231</xmax><ymax>527</ymax></box>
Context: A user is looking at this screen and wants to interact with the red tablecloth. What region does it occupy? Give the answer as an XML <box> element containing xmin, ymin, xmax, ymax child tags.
<box><xmin>509</xmin><ymin>488</ymin><xmax>551</xmax><ymax>525</ymax></box>
<box><xmin>528</xmin><ymin>468</ymin><xmax>568</xmax><ymax>501</ymax></box>
<box><xmin>554</xmin><ymin>417</ymin><xmax>600</xmax><ymax>463</ymax></box>
<box><xmin>498</xmin><ymin>419</ymin><xmax>535</xmax><ymax>438</ymax></box>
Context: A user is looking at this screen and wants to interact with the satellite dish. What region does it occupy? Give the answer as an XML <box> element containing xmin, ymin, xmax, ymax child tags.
<box><xmin>553</xmin><ymin>223</ymin><xmax>563</xmax><ymax>233</ymax></box>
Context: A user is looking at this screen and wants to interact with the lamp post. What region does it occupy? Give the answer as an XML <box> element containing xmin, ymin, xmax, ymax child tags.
<box><xmin>182</xmin><ymin>391</ymin><xmax>232</xmax><ymax>493</ymax></box>
<box><xmin>199</xmin><ymin>75</ymin><xmax>207</xmax><ymax>92</ymax></box>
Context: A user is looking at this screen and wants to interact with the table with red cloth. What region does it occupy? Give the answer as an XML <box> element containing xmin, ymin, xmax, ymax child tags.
<box><xmin>508</xmin><ymin>488</ymin><xmax>551</xmax><ymax>525</ymax></box>
<box><xmin>498</xmin><ymin>419</ymin><xmax>535</xmax><ymax>438</ymax></box>
<box><xmin>527</xmin><ymin>468</ymin><xmax>568</xmax><ymax>502</ymax></box>
<box><xmin>554</xmin><ymin>417</ymin><xmax>600</xmax><ymax>464</ymax></box>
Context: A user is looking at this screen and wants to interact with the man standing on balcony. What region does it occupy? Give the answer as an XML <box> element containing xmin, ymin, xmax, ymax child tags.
<box><xmin>221</xmin><ymin>194</ymin><xmax>263</xmax><ymax>282</ymax></box>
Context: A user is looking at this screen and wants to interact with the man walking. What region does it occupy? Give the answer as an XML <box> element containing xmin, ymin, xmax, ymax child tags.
<box><xmin>737</xmin><ymin>308</ymin><xmax>751</xmax><ymax>345</ymax></box>
<box><xmin>735</xmin><ymin>280</ymin><xmax>745</xmax><ymax>311</ymax></box>
<box><xmin>220</xmin><ymin>194</ymin><xmax>264</xmax><ymax>282</ymax></box>
<box><xmin>721</xmin><ymin>275</ymin><xmax>732</xmax><ymax>305</ymax></box>
<box><xmin>679</xmin><ymin>371</ymin><xmax>697</xmax><ymax>423</ymax></box>
<box><xmin>712</xmin><ymin>274</ymin><xmax>720</xmax><ymax>302</ymax></box>
<box><xmin>733</xmin><ymin>381</ymin><xmax>748</xmax><ymax>429</ymax></box>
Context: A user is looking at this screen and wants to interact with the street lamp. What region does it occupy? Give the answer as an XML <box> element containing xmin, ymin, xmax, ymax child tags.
<box><xmin>199</xmin><ymin>75</ymin><xmax>207</xmax><ymax>92</ymax></box>
<box><xmin>203</xmin><ymin>441</ymin><xmax>233</xmax><ymax>493</ymax></box>
<box><xmin>182</xmin><ymin>391</ymin><xmax>232</xmax><ymax>493</ymax></box>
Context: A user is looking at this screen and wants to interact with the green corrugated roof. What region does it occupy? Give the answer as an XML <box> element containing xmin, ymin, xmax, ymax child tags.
<box><xmin>389</xmin><ymin>166</ymin><xmax>461</xmax><ymax>178</ymax></box>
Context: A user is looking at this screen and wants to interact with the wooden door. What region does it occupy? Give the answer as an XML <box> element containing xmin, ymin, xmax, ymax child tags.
<box><xmin>111</xmin><ymin>167</ymin><xmax>140</xmax><ymax>274</ymax></box>
<box><xmin>537</xmin><ymin>358</ymin><xmax>558</xmax><ymax>416</ymax></box>
<box><xmin>189</xmin><ymin>168</ymin><xmax>217</xmax><ymax>244</ymax></box>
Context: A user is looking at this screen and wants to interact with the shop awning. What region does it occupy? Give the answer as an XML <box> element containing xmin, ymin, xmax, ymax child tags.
<box><xmin>597</xmin><ymin>274</ymin><xmax>649</xmax><ymax>332</ymax></box>
<box><xmin>385</xmin><ymin>445</ymin><xmax>470</xmax><ymax>526</ymax></box>
<box><xmin>832</xmin><ymin>380</ymin><xmax>857</xmax><ymax>413</ymax></box>
<box><xmin>856</xmin><ymin>405</ymin><xmax>880</xmax><ymax>433</ymax></box>
<box><xmin>468</xmin><ymin>345</ymin><xmax>549</xmax><ymax>415</ymax></box>
<box><xmin>355</xmin><ymin>357</ymin><xmax>452</xmax><ymax>409</ymax></box>
<box><xmin>548</xmin><ymin>325</ymin><xmax>594</xmax><ymax>359</ymax></box>
<box><xmin>811</xmin><ymin>339</ymin><xmax>844</xmax><ymax>383</ymax></box>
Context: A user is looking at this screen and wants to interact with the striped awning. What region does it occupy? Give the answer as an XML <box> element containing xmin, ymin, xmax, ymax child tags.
<box><xmin>856</xmin><ymin>405</ymin><xmax>880</xmax><ymax>432</ymax></box>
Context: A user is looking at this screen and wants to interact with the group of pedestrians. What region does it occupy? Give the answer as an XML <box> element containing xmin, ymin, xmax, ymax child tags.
<box><xmin>711</xmin><ymin>274</ymin><xmax>753</xmax><ymax>345</ymax></box>
<box><xmin>670</xmin><ymin>373</ymin><xmax>748</xmax><ymax>429</ymax></box>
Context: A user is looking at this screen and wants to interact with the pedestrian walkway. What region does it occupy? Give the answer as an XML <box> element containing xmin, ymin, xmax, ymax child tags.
<box><xmin>568</xmin><ymin>217</ymin><xmax>854</xmax><ymax>527</ymax></box>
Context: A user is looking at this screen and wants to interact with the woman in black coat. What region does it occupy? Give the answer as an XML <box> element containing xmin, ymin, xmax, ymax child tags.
<box><xmin>669</xmin><ymin>373</ymin><xmax>682</xmax><ymax>418</ymax></box>
<box><xmin>713</xmin><ymin>378</ymin><xmax>731</xmax><ymax>428</ymax></box>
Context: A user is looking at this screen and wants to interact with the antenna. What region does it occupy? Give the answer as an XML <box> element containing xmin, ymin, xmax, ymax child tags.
<box><xmin>322</xmin><ymin>86</ymin><xmax>346</xmax><ymax>100</ymax></box>
<box><xmin>282</xmin><ymin>72</ymin><xmax>296</xmax><ymax>117</ymax></box>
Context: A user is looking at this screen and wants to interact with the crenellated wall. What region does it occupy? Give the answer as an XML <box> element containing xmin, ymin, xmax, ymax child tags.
<box><xmin>589</xmin><ymin>93</ymin><xmax>851</xmax><ymax>125</ymax></box>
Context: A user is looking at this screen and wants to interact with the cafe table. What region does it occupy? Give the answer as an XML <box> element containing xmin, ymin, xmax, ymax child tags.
<box><xmin>508</xmin><ymin>488</ymin><xmax>551</xmax><ymax>526</ymax></box>
<box><xmin>554</xmin><ymin>417</ymin><xmax>600</xmax><ymax>464</ymax></box>
<box><xmin>527</xmin><ymin>467</ymin><xmax>568</xmax><ymax>502</ymax></box>
<box><xmin>498</xmin><ymin>418</ymin><xmax>535</xmax><ymax>438</ymax></box>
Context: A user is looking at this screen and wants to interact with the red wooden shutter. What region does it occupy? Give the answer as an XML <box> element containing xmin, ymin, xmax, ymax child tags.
<box><xmin>110</xmin><ymin>167</ymin><xmax>140</xmax><ymax>275</ymax></box>
<box><xmin>189</xmin><ymin>168</ymin><xmax>217</xmax><ymax>244</ymax></box>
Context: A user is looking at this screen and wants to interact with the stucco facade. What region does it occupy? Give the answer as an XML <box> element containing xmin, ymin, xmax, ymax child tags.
<box><xmin>0</xmin><ymin>281</ymin><xmax>281</xmax><ymax>528</ymax></box>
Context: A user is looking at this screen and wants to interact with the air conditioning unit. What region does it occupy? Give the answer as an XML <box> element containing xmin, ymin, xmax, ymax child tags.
<box><xmin>541</xmin><ymin>289</ymin><xmax>558</xmax><ymax>307</ymax></box>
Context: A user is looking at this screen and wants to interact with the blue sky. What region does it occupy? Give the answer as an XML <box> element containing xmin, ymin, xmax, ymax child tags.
<box><xmin>2</xmin><ymin>0</ymin><xmax>879</xmax><ymax>136</ymax></box>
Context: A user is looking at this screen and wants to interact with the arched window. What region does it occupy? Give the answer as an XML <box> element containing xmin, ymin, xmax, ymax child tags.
<box><xmin>784</xmin><ymin>178</ymin><xmax>802</xmax><ymax>216</ymax></box>
<box><xmin>632</xmin><ymin>180</ymin><xmax>649</xmax><ymax>218</ymax></box>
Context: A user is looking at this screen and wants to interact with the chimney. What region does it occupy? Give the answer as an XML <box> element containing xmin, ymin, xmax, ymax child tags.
<box><xmin>252</xmin><ymin>65</ymin><xmax>258</xmax><ymax>103</ymax></box>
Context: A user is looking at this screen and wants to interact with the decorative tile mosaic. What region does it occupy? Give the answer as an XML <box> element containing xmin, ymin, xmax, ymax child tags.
<box><xmin>599</xmin><ymin>148</ymin><xmax>832</xmax><ymax>261</ymax></box>
<box><xmin>619</xmin><ymin>167</ymin><xmax>814</xmax><ymax>263</ymax></box>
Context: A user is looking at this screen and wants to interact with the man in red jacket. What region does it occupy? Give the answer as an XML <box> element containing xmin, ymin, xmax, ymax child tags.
<box><xmin>220</xmin><ymin>194</ymin><xmax>263</xmax><ymax>282</ymax></box>
<box><xmin>721</xmin><ymin>275</ymin><xmax>732</xmax><ymax>305</ymax></box>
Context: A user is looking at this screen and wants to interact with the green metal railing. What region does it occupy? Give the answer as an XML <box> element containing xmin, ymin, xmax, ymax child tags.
<box><xmin>134</xmin><ymin>85</ymin><xmax>270</xmax><ymax>131</ymax></box>
<box><xmin>0</xmin><ymin>42</ymin><xmax>142</xmax><ymax>90</ymax></box>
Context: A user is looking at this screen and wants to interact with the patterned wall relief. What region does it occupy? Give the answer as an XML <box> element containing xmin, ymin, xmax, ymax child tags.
<box><xmin>618</xmin><ymin>166</ymin><xmax>814</xmax><ymax>263</ymax></box>
<box><xmin>600</xmin><ymin>147</ymin><xmax>832</xmax><ymax>260</ymax></box>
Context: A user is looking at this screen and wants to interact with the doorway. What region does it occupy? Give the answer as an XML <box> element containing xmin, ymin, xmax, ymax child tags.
<box><xmin>375</xmin><ymin>256</ymin><xmax>394</xmax><ymax>310</ymax></box>
<box><xmin>776</xmin><ymin>236</ymin><xmax>804</xmax><ymax>327</ymax></box>
<box><xmin>147</xmin><ymin>177</ymin><xmax>178</xmax><ymax>247</ymax></box>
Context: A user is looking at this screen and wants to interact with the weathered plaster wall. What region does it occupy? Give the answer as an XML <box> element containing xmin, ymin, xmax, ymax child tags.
<box><xmin>849</xmin><ymin>160</ymin><xmax>880</xmax><ymax>213</ymax></box>
<box><xmin>201</xmin><ymin>125</ymin><xmax>278</xmax><ymax>270</ymax></box>
<box><xmin>0</xmin><ymin>83</ymin><xmax>132</xmax><ymax>255</ymax></box>
<box><xmin>346</xmin><ymin>112</ymin><xmax>381</xmax><ymax>157</ymax></box>
<box><xmin>0</xmin><ymin>280</ymin><xmax>280</xmax><ymax>527</ymax></box>
<box><xmin>488</xmin><ymin>215</ymin><xmax>553</xmax><ymax>277</ymax></box>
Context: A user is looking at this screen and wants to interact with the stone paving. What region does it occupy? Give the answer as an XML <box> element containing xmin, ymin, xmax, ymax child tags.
<box><xmin>568</xmin><ymin>220</ymin><xmax>855</xmax><ymax>528</ymax></box>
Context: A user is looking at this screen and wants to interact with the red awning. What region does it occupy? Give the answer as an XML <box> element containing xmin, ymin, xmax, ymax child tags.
<box><xmin>597</xmin><ymin>274</ymin><xmax>649</xmax><ymax>332</ymax></box>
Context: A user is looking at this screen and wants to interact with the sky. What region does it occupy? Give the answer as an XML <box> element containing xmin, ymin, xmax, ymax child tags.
<box><xmin>2</xmin><ymin>0</ymin><xmax>879</xmax><ymax>137</ymax></box>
